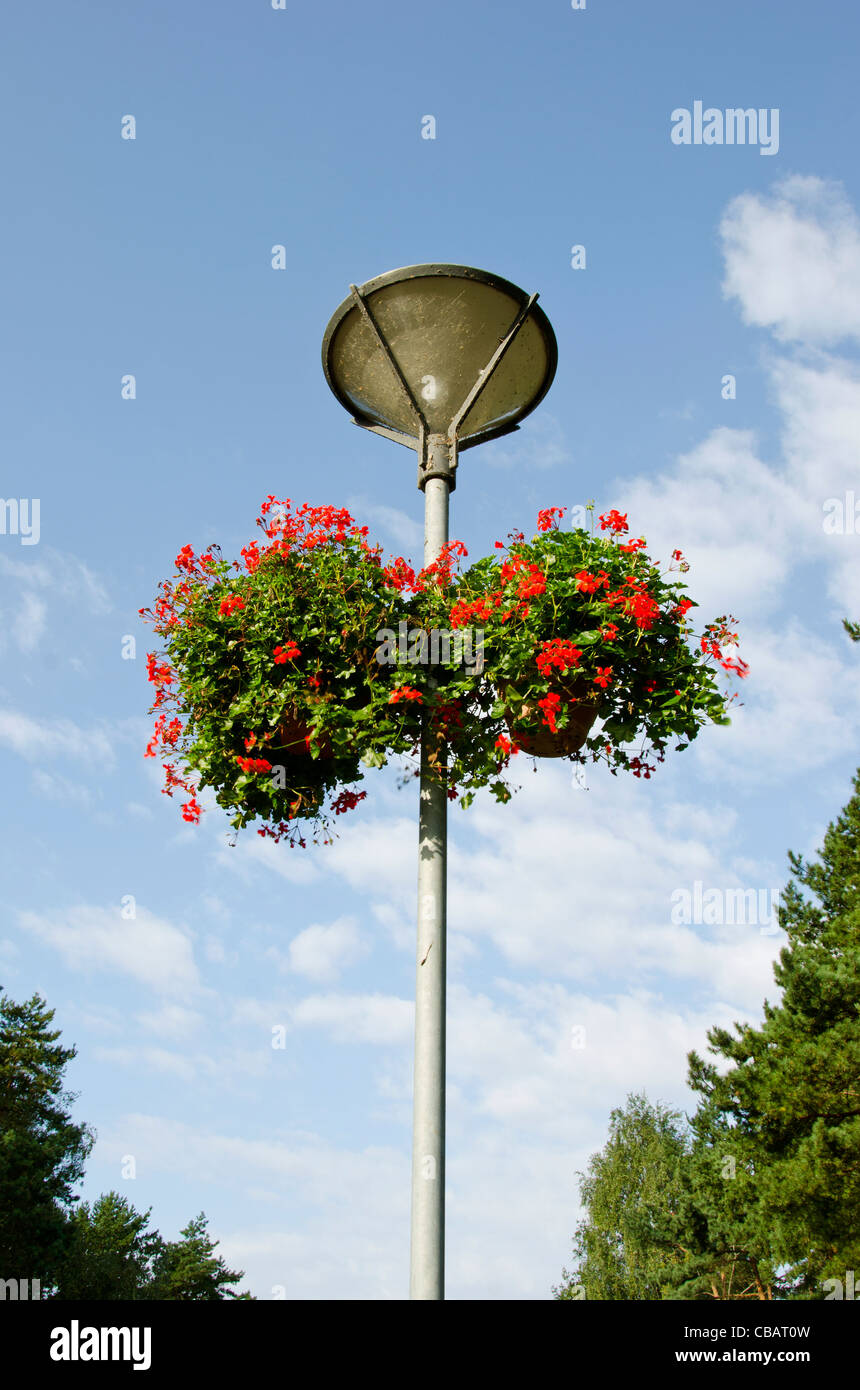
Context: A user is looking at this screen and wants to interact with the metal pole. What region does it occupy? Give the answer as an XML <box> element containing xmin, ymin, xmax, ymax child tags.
<box><xmin>409</xmin><ymin>445</ymin><xmax>451</xmax><ymax>1300</ymax></box>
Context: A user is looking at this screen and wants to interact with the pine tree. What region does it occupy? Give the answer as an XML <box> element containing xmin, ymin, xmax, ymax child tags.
<box><xmin>686</xmin><ymin>769</ymin><xmax>860</xmax><ymax>1295</ymax></box>
<box><xmin>148</xmin><ymin>1212</ymin><xmax>251</xmax><ymax>1300</ymax></box>
<box><xmin>56</xmin><ymin>1191</ymin><xmax>163</xmax><ymax>1300</ymax></box>
<box><xmin>0</xmin><ymin>988</ymin><xmax>93</xmax><ymax>1288</ymax></box>
<box><xmin>663</xmin><ymin>1104</ymin><xmax>783</xmax><ymax>1299</ymax></box>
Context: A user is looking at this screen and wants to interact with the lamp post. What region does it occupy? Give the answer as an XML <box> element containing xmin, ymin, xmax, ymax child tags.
<box><xmin>322</xmin><ymin>265</ymin><xmax>557</xmax><ymax>1300</ymax></box>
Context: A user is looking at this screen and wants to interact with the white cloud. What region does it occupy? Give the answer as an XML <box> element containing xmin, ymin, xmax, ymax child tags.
<box><xmin>17</xmin><ymin>903</ymin><xmax>199</xmax><ymax>996</ymax></box>
<box><xmin>0</xmin><ymin>709</ymin><xmax>116</xmax><ymax>766</ymax></box>
<box><xmin>11</xmin><ymin>592</ymin><xmax>47</xmax><ymax>652</ymax></box>
<box><xmin>285</xmin><ymin>915</ymin><xmax>369</xmax><ymax>982</ymax></box>
<box><xmin>95</xmin><ymin>1046</ymin><xmax>209</xmax><ymax>1083</ymax></box>
<box><xmin>0</xmin><ymin>547</ymin><xmax>110</xmax><ymax>610</ymax></box>
<box><xmin>31</xmin><ymin>768</ymin><xmax>93</xmax><ymax>804</ymax></box>
<box><xmin>694</xmin><ymin>621</ymin><xmax>860</xmax><ymax>779</ymax></box>
<box><xmin>620</xmin><ymin>426</ymin><xmax>806</xmax><ymax>622</ymax></box>
<box><xmin>214</xmin><ymin>828</ymin><xmax>319</xmax><ymax>885</ymax></box>
<box><xmin>136</xmin><ymin>1003</ymin><xmax>204</xmax><ymax>1041</ymax></box>
<box><xmin>291</xmin><ymin>992</ymin><xmax>413</xmax><ymax>1044</ymax></box>
<box><xmin>721</xmin><ymin>175</ymin><xmax>860</xmax><ymax>344</ymax></box>
<box><xmin>0</xmin><ymin>547</ymin><xmax>111</xmax><ymax>658</ymax></box>
<box><xmin>346</xmin><ymin>495</ymin><xmax>423</xmax><ymax>553</ymax></box>
<box><xmin>93</xmin><ymin>1113</ymin><xmax>409</xmax><ymax>1298</ymax></box>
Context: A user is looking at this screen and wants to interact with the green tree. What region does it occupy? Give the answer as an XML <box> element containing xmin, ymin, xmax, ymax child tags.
<box><xmin>686</xmin><ymin>769</ymin><xmax>860</xmax><ymax>1295</ymax></box>
<box><xmin>0</xmin><ymin>988</ymin><xmax>93</xmax><ymax>1289</ymax></box>
<box><xmin>554</xmin><ymin>1093</ymin><xmax>689</xmax><ymax>1300</ymax></box>
<box><xmin>56</xmin><ymin>1191</ymin><xmax>163</xmax><ymax>1300</ymax></box>
<box><xmin>148</xmin><ymin>1212</ymin><xmax>251</xmax><ymax>1300</ymax></box>
<box><xmin>663</xmin><ymin>1107</ymin><xmax>782</xmax><ymax>1299</ymax></box>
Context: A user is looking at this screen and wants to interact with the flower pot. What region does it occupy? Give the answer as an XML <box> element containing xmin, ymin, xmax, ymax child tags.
<box><xmin>268</xmin><ymin>709</ymin><xmax>334</xmax><ymax>759</ymax></box>
<box><xmin>500</xmin><ymin>674</ymin><xmax>598</xmax><ymax>759</ymax></box>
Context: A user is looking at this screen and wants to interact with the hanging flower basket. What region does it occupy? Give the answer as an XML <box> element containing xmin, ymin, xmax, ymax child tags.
<box><xmin>141</xmin><ymin>497</ymin><xmax>749</xmax><ymax>842</ymax></box>
<box><xmin>412</xmin><ymin>503</ymin><xmax>749</xmax><ymax>798</ymax></box>
<box><xmin>140</xmin><ymin>498</ymin><xmax>429</xmax><ymax>845</ymax></box>
<box><xmin>500</xmin><ymin>673</ymin><xmax>599</xmax><ymax>758</ymax></box>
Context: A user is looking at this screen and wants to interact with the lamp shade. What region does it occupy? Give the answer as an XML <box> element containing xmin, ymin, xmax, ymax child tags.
<box><xmin>322</xmin><ymin>264</ymin><xmax>557</xmax><ymax>449</ymax></box>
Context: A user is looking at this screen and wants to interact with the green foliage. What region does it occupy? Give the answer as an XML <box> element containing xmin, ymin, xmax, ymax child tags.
<box><xmin>148</xmin><ymin>1212</ymin><xmax>251</xmax><ymax>1300</ymax></box>
<box><xmin>142</xmin><ymin>501</ymin><xmax>422</xmax><ymax>845</ymax></box>
<box><xmin>57</xmin><ymin>1191</ymin><xmax>162</xmax><ymax>1300</ymax></box>
<box><xmin>553</xmin><ymin>1094</ymin><xmax>689</xmax><ymax>1300</ymax></box>
<box><xmin>143</xmin><ymin>499</ymin><xmax>745</xmax><ymax>845</ymax></box>
<box><xmin>418</xmin><ymin>509</ymin><xmax>745</xmax><ymax>784</ymax></box>
<box><xmin>558</xmin><ymin>765</ymin><xmax>860</xmax><ymax>1301</ymax></box>
<box><xmin>663</xmin><ymin>1109</ymin><xmax>783</xmax><ymax>1300</ymax></box>
<box><xmin>687</xmin><ymin>767</ymin><xmax>860</xmax><ymax>1295</ymax></box>
<box><xmin>1</xmin><ymin>985</ymin><xmax>250</xmax><ymax>1300</ymax></box>
<box><xmin>0</xmin><ymin>988</ymin><xmax>94</xmax><ymax>1289</ymax></box>
<box><xmin>55</xmin><ymin>1197</ymin><xmax>252</xmax><ymax>1300</ymax></box>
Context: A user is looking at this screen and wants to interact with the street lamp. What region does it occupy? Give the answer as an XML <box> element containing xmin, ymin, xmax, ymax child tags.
<box><xmin>322</xmin><ymin>264</ymin><xmax>557</xmax><ymax>1300</ymax></box>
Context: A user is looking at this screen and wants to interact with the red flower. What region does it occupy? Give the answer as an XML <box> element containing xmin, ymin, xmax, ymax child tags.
<box><xmin>516</xmin><ymin>565</ymin><xmax>547</xmax><ymax>601</ymax></box>
<box><xmin>599</xmin><ymin>509</ymin><xmax>629</xmax><ymax>535</ymax></box>
<box><xmin>537</xmin><ymin>506</ymin><xmax>565</xmax><ymax>532</ymax></box>
<box><xmin>273</xmin><ymin>641</ymin><xmax>301</xmax><ymax>664</ymax></box>
<box><xmin>536</xmin><ymin>639</ymin><xmax>582</xmax><ymax>677</ymax></box>
<box><xmin>218</xmin><ymin>594</ymin><xmax>245</xmax><ymax>618</ymax></box>
<box><xmin>593</xmin><ymin>666</ymin><xmax>613</xmax><ymax>689</ymax></box>
<box><xmin>383</xmin><ymin>557</ymin><xmax>417</xmax><ymax>593</ymax></box>
<box><xmin>721</xmin><ymin>655</ymin><xmax>750</xmax><ymax>678</ymax></box>
<box><xmin>574</xmin><ymin>569</ymin><xmax>609</xmax><ymax>595</ymax></box>
<box><xmin>331</xmin><ymin>789</ymin><xmax>367</xmax><ymax>816</ymax></box>
<box><xmin>629</xmin><ymin>592</ymin><xmax>660</xmax><ymax>630</ymax></box>
<box><xmin>146</xmin><ymin>653</ymin><xmax>174</xmax><ymax>686</ymax></box>
<box><xmin>235</xmin><ymin>756</ymin><xmax>273</xmax><ymax>775</ymax></box>
<box><xmin>240</xmin><ymin>541</ymin><xmax>261</xmax><ymax>573</ymax></box>
<box><xmin>388</xmin><ymin>685</ymin><xmax>423</xmax><ymax>704</ymax></box>
<box><xmin>538</xmin><ymin>691</ymin><xmax>562</xmax><ymax>732</ymax></box>
<box><xmin>618</xmin><ymin>538</ymin><xmax>646</xmax><ymax>554</ymax></box>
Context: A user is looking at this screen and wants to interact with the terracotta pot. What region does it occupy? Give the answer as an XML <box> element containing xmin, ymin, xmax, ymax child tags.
<box><xmin>268</xmin><ymin>709</ymin><xmax>334</xmax><ymax>759</ymax></box>
<box><xmin>500</xmin><ymin>674</ymin><xmax>598</xmax><ymax>759</ymax></box>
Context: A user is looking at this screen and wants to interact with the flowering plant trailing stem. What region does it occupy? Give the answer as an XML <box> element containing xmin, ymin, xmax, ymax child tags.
<box><xmin>142</xmin><ymin>498</ymin><xmax>748</xmax><ymax>844</ymax></box>
<box><xmin>412</xmin><ymin>503</ymin><xmax>748</xmax><ymax>798</ymax></box>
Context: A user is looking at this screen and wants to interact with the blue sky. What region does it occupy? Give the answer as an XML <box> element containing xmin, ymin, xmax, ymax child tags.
<box><xmin>2</xmin><ymin>0</ymin><xmax>860</xmax><ymax>1298</ymax></box>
